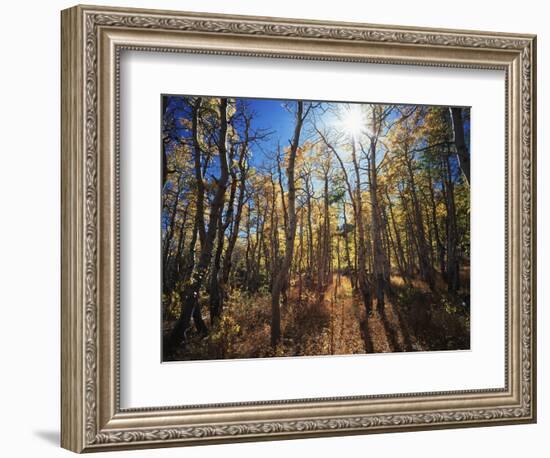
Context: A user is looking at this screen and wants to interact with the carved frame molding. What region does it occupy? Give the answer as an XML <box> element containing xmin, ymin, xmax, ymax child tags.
<box><xmin>61</xmin><ymin>4</ymin><xmax>536</xmax><ymax>452</ymax></box>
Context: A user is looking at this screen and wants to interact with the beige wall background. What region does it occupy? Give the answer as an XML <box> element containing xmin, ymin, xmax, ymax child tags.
<box><xmin>0</xmin><ymin>0</ymin><xmax>546</xmax><ymax>456</ymax></box>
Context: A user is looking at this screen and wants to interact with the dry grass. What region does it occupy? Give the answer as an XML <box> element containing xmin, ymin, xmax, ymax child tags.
<box><xmin>165</xmin><ymin>271</ymin><xmax>470</xmax><ymax>361</ymax></box>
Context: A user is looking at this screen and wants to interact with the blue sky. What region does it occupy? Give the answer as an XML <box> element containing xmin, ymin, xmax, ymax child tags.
<box><xmin>162</xmin><ymin>95</ymin><xmax>469</xmax><ymax>188</ymax></box>
<box><xmin>162</xmin><ymin>95</ymin><xmax>469</xmax><ymax>234</ymax></box>
<box><xmin>244</xmin><ymin>98</ymin><xmax>295</xmax><ymax>168</ymax></box>
<box><xmin>163</xmin><ymin>95</ymin><xmax>300</xmax><ymax>173</ymax></box>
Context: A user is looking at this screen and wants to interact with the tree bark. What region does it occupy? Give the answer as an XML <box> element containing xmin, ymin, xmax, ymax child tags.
<box><xmin>404</xmin><ymin>151</ymin><xmax>434</xmax><ymax>289</ymax></box>
<box><xmin>427</xmin><ymin>166</ymin><xmax>446</xmax><ymax>277</ymax></box>
<box><xmin>162</xmin><ymin>174</ymin><xmax>182</xmax><ymax>278</ymax></box>
<box><xmin>384</xmin><ymin>188</ymin><xmax>408</xmax><ymax>283</ymax></box>
<box><xmin>368</xmin><ymin>135</ymin><xmax>387</xmax><ymax>312</ymax></box>
<box><xmin>450</xmin><ymin>107</ymin><xmax>470</xmax><ymax>185</ymax></box>
<box><xmin>270</xmin><ymin>101</ymin><xmax>305</xmax><ymax>347</ymax></box>
<box><xmin>351</xmin><ymin>140</ymin><xmax>372</xmax><ymax>314</ymax></box>
<box><xmin>444</xmin><ymin>146</ymin><xmax>460</xmax><ymax>292</ymax></box>
<box><xmin>191</xmin><ymin>98</ymin><xmax>206</xmax><ymax>249</ymax></box>
<box><xmin>316</xmin><ymin>128</ymin><xmax>372</xmax><ymax>313</ymax></box>
<box><xmin>164</xmin><ymin>98</ymin><xmax>230</xmax><ymax>358</ymax></box>
<box><xmin>305</xmin><ymin>174</ymin><xmax>315</xmax><ymax>286</ymax></box>
<box><xmin>162</xmin><ymin>96</ymin><xmax>170</xmax><ymax>188</ymax></box>
<box><xmin>220</xmin><ymin>145</ymin><xmax>249</xmax><ymax>303</ymax></box>
<box><xmin>342</xmin><ymin>201</ymin><xmax>355</xmax><ymax>288</ymax></box>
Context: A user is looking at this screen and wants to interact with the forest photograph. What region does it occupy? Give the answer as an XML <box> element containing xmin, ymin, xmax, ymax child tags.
<box><xmin>161</xmin><ymin>94</ymin><xmax>471</xmax><ymax>362</ymax></box>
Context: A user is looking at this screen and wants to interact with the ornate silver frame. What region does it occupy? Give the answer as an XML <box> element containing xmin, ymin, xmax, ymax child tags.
<box><xmin>61</xmin><ymin>4</ymin><xmax>537</xmax><ymax>453</ymax></box>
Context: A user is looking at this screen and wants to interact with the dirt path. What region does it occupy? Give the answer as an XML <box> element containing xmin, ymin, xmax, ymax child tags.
<box><xmin>321</xmin><ymin>274</ymin><xmax>365</xmax><ymax>355</ymax></box>
<box><xmin>165</xmin><ymin>273</ymin><xmax>428</xmax><ymax>361</ymax></box>
<box><xmin>323</xmin><ymin>274</ymin><xmax>424</xmax><ymax>354</ymax></box>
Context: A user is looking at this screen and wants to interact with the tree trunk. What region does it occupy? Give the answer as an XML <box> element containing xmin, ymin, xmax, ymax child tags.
<box><xmin>317</xmin><ymin>127</ymin><xmax>372</xmax><ymax>313</ymax></box>
<box><xmin>162</xmin><ymin>174</ymin><xmax>182</xmax><ymax>278</ymax></box>
<box><xmin>342</xmin><ymin>201</ymin><xmax>355</xmax><ymax>288</ymax></box>
<box><xmin>405</xmin><ymin>153</ymin><xmax>434</xmax><ymax>289</ymax></box>
<box><xmin>271</xmin><ymin>101</ymin><xmax>305</xmax><ymax>347</ymax></box>
<box><xmin>164</xmin><ymin>98</ymin><xmax>230</xmax><ymax>358</ymax></box>
<box><xmin>368</xmin><ymin>137</ymin><xmax>386</xmax><ymax>312</ymax></box>
<box><xmin>384</xmin><ymin>188</ymin><xmax>408</xmax><ymax>283</ymax></box>
<box><xmin>450</xmin><ymin>107</ymin><xmax>470</xmax><ymax>185</ymax></box>
<box><xmin>162</xmin><ymin>96</ymin><xmax>170</xmax><ymax>188</ymax></box>
<box><xmin>427</xmin><ymin>166</ymin><xmax>446</xmax><ymax>277</ymax></box>
<box><xmin>209</xmin><ymin>150</ymin><xmax>239</xmax><ymax>322</ymax></box>
<box><xmin>168</xmin><ymin>203</ymin><xmax>189</xmax><ymax>293</ymax></box>
<box><xmin>351</xmin><ymin>139</ymin><xmax>372</xmax><ymax>315</ymax></box>
<box><xmin>305</xmin><ymin>175</ymin><xmax>315</xmax><ymax>286</ymax></box>
<box><xmin>208</xmin><ymin>215</ymin><xmax>225</xmax><ymax>323</ymax></box>
<box><xmin>298</xmin><ymin>206</ymin><xmax>304</xmax><ymax>304</ymax></box>
<box><xmin>192</xmin><ymin>98</ymin><xmax>207</xmax><ymax>249</ymax></box>
<box><xmin>220</xmin><ymin>152</ymin><xmax>248</xmax><ymax>302</ymax></box>
<box><xmin>444</xmin><ymin>146</ymin><xmax>460</xmax><ymax>292</ymax></box>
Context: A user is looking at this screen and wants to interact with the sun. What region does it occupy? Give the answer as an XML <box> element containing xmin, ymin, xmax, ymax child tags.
<box><xmin>340</xmin><ymin>105</ymin><xmax>364</xmax><ymax>137</ymax></box>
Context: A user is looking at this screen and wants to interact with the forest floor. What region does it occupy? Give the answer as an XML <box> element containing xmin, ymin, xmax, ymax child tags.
<box><xmin>323</xmin><ymin>274</ymin><xmax>426</xmax><ymax>354</ymax></box>
<box><xmin>164</xmin><ymin>272</ymin><xmax>469</xmax><ymax>361</ymax></box>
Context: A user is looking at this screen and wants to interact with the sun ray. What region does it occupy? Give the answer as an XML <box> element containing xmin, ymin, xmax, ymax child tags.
<box><xmin>340</xmin><ymin>105</ymin><xmax>364</xmax><ymax>137</ymax></box>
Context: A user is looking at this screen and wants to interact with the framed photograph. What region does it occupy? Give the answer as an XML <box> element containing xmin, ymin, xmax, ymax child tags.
<box><xmin>61</xmin><ymin>4</ymin><xmax>537</xmax><ymax>453</ymax></box>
